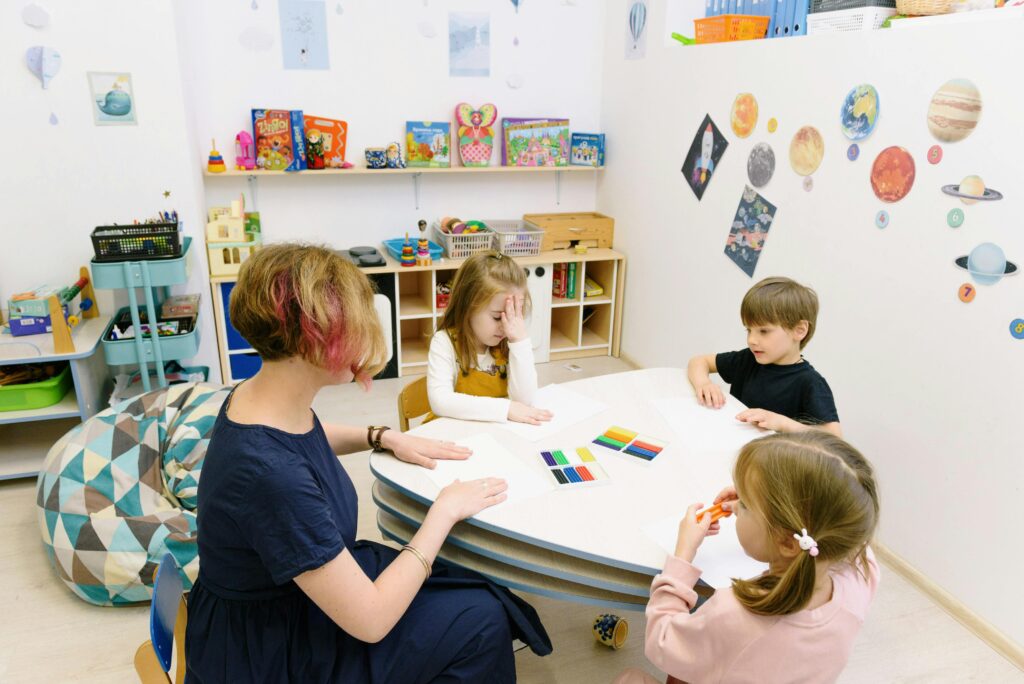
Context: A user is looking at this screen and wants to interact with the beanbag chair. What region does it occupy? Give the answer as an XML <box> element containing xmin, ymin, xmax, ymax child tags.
<box><xmin>36</xmin><ymin>382</ymin><xmax>229</xmax><ymax>605</ymax></box>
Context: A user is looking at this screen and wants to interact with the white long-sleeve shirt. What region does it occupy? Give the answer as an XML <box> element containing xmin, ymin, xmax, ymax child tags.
<box><xmin>426</xmin><ymin>329</ymin><xmax>538</xmax><ymax>422</ymax></box>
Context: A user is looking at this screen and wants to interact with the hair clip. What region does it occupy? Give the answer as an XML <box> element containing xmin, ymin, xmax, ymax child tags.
<box><xmin>793</xmin><ymin>528</ymin><xmax>819</xmax><ymax>557</ymax></box>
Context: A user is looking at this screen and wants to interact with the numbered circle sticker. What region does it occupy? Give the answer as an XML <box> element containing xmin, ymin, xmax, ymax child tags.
<box><xmin>875</xmin><ymin>210</ymin><xmax>889</xmax><ymax>229</ymax></box>
<box><xmin>803</xmin><ymin>176</ymin><xmax>814</xmax><ymax>192</ymax></box>
<box><xmin>1011</xmin><ymin>318</ymin><xmax>1024</xmax><ymax>340</ymax></box>
<box><xmin>847</xmin><ymin>144</ymin><xmax>860</xmax><ymax>161</ymax></box>
<box><xmin>947</xmin><ymin>208</ymin><xmax>965</xmax><ymax>228</ymax></box>
<box><xmin>958</xmin><ymin>283</ymin><xmax>976</xmax><ymax>303</ymax></box>
<box><xmin>928</xmin><ymin>145</ymin><xmax>943</xmax><ymax>165</ymax></box>
<box><xmin>767</xmin><ymin>118</ymin><xmax>778</xmax><ymax>133</ymax></box>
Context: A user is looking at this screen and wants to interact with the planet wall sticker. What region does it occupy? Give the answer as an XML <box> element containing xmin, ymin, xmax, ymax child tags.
<box><xmin>927</xmin><ymin>78</ymin><xmax>982</xmax><ymax>143</ymax></box>
<box><xmin>789</xmin><ymin>126</ymin><xmax>824</xmax><ymax>176</ymax></box>
<box><xmin>731</xmin><ymin>93</ymin><xmax>759</xmax><ymax>139</ymax></box>
<box><xmin>941</xmin><ymin>175</ymin><xmax>1003</xmax><ymax>204</ymax></box>
<box><xmin>747</xmin><ymin>143</ymin><xmax>775</xmax><ymax>188</ymax></box>
<box><xmin>870</xmin><ymin>146</ymin><xmax>915</xmax><ymax>202</ymax></box>
<box><xmin>954</xmin><ymin>243</ymin><xmax>1018</xmax><ymax>286</ymax></box>
<box><xmin>840</xmin><ymin>84</ymin><xmax>879</xmax><ymax>141</ymax></box>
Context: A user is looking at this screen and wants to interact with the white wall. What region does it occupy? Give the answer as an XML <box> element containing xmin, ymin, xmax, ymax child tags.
<box><xmin>2</xmin><ymin>0</ymin><xmax>219</xmax><ymax>377</ymax></box>
<box><xmin>599</xmin><ymin>1</ymin><xmax>1023</xmax><ymax>647</ymax></box>
<box><xmin>178</xmin><ymin>0</ymin><xmax>606</xmax><ymax>249</ymax></box>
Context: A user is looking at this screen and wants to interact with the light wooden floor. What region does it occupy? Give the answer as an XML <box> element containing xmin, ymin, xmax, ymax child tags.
<box><xmin>1</xmin><ymin>357</ymin><xmax>1021</xmax><ymax>683</ymax></box>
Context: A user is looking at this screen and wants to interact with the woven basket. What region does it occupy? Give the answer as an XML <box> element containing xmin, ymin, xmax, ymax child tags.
<box><xmin>895</xmin><ymin>0</ymin><xmax>951</xmax><ymax>14</ymax></box>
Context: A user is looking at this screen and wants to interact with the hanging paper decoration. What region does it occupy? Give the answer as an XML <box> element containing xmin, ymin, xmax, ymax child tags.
<box><xmin>510</xmin><ymin>0</ymin><xmax>521</xmax><ymax>12</ymax></box>
<box><xmin>252</xmin><ymin>0</ymin><xmax>258</xmax><ymax>9</ymax></box>
<box><xmin>49</xmin><ymin>112</ymin><xmax>58</xmax><ymax>125</ymax></box>
<box><xmin>629</xmin><ymin>1</ymin><xmax>647</xmax><ymax>49</ymax></box>
<box><xmin>22</xmin><ymin>3</ymin><xmax>51</xmax><ymax>28</ymax></box>
<box><xmin>25</xmin><ymin>46</ymin><xmax>61</xmax><ymax>89</ymax></box>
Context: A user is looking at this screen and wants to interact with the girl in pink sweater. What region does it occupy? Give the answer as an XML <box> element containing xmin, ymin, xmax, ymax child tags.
<box><xmin>618</xmin><ymin>431</ymin><xmax>880</xmax><ymax>684</ymax></box>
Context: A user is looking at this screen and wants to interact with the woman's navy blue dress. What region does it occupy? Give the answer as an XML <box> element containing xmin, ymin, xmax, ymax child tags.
<box><xmin>185</xmin><ymin>400</ymin><xmax>550</xmax><ymax>683</ymax></box>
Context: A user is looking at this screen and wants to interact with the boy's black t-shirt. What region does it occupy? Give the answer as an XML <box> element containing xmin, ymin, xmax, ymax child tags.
<box><xmin>715</xmin><ymin>349</ymin><xmax>839</xmax><ymax>425</ymax></box>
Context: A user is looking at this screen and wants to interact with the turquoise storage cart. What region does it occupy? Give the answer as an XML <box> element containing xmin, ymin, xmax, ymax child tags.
<box><xmin>91</xmin><ymin>237</ymin><xmax>198</xmax><ymax>391</ymax></box>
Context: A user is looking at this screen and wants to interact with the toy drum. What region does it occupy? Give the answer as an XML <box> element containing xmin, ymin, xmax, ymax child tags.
<box><xmin>593</xmin><ymin>613</ymin><xmax>629</xmax><ymax>650</ymax></box>
<box><xmin>365</xmin><ymin>147</ymin><xmax>387</xmax><ymax>169</ymax></box>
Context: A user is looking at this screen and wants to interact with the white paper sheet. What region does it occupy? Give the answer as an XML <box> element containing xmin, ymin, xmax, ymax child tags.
<box><xmin>424</xmin><ymin>433</ymin><xmax>552</xmax><ymax>504</ymax></box>
<box><xmin>497</xmin><ymin>384</ymin><xmax>609</xmax><ymax>442</ymax></box>
<box><xmin>642</xmin><ymin>513</ymin><xmax>767</xmax><ymax>588</ymax></box>
<box><xmin>650</xmin><ymin>396</ymin><xmax>765</xmax><ymax>452</ymax></box>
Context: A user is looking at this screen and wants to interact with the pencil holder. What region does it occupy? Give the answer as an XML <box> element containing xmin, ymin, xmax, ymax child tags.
<box><xmin>592</xmin><ymin>613</ymin><xmax>629</xmax><ymax>650</ymax></box>
<box><xmin>365</xmin><ymin>147</ymin><xmax>387</xmax><ymax>169</ymax></box>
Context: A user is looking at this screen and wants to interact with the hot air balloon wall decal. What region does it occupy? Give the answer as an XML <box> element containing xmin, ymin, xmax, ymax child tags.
<box><xmin>626</xmin><ymin>1</ymin><xmax>648</xmax><ymax>59</ymax></box>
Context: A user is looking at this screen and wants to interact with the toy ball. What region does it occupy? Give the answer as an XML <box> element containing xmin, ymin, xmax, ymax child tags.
<box><xmin>464</xmin><ymin>220</ymin><xmax>486</xmax><ymax>233</ymax></box>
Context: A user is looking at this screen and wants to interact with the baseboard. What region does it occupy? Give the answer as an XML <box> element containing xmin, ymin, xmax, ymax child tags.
<box><xmin>617</xmin><ymin>351</ymin><xmax>641</xmax><ymax>369</ymax></box>
<box><xmin>874</xmin><ymin>542</ymin><xmax>1024</xmax><ymax>671</ymax></box>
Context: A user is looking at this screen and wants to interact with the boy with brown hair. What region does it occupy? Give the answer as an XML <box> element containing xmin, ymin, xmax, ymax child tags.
<box><xmin>687</xmin><ymin>277</ymin><xmax>841</xmax><ymax>436</ymax></box>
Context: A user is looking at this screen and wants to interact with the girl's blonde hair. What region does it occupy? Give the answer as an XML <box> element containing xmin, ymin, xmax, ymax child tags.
<box><xmin>230</xmin><ymin>243</ymin><xmax>388</xmax><ymax>379</ymax></box>
<box><xmin>731</xmin><ymin>431</ymin><xmax>879</xmax><ymax>616</ymax></box>
<box><xmin>438</xmin><ymin>249</ymin><xmax>529</xmax><ymax>374</ymax></box>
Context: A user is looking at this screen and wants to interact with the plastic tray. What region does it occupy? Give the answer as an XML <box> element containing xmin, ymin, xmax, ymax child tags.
<box><xmin>101</xmin><ymin>307</ymin><xmax>201</xmax><ymax>366</ymax></box>
<box><xmin>382</xmin><ymin>238</ymin><xmax>444</xmax><ymax>262</ymax></box>
<box><xmin>0</xmin><ymin>365</ymin><xmax>72</xmax><ymax>412</ymax></box>
<box><xmin>91</xmin><ymin>238</ymin><xmax>192</xmax><ymax>289</ymax></box>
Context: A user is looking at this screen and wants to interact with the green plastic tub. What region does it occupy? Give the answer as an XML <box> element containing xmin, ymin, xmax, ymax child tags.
<box><xmin>0</xmin><ymin>365</ymin><xmax>72</xmax><ymax>412</ymax></box>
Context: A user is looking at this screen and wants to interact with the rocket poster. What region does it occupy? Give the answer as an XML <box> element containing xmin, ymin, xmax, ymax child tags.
<box><xmin>681</xmin><ymin>114</ymin><xmax>728</xmax><ymax>201</ymax></box>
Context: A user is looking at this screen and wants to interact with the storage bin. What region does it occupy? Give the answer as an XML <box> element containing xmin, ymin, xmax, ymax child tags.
<box><xmin>523</xmin><ymin>212</ymin><xmax>614</xmax><ymax>252</ymax></box>
<box><xmin>91</xmin><ymin>238</ymin><xmax>192</xmax><ymax>289</ymax></box>
<box><xmin>382</xmin><ymin>238</ymin><xmax>444</xmax><ymax>262</ymax></box>
<box><xmin>810</xmin><ymin>0</ymin><xmax>894</xmax><ymax>11</ymax></box>
<box><xmin>693</xmin><ymin>15</ymin><xmax>770</xmax><ymax>43</ymax></box>
<box><xmin>91</xmin><ymin>222</ymin><xmax>181</xmax><ymax>262</ymax></box>
<box><xmin>0</xmin><ymin>364</ymin><xmax>72</xmax><ymax>412</ymax></box>
<box><xmin>485</xmin><ymin>220</ymin><xmax>545</xmax><ymax>257</ymax></box>
<box><xmin>101</xmin><ymin>307</ymin><xmax>201</xmax><ymax>366</ymax></box>
<box><xmin>431</xmin><ymin>222</ymin><xmax>495</xmax><ymax>259</ymax></box>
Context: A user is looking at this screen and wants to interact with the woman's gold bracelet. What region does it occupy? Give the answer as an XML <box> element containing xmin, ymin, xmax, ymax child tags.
<box><xmin>402</xmin><ymin>544</ymin><xmax>432</xmax><ymax>579</ymax></box>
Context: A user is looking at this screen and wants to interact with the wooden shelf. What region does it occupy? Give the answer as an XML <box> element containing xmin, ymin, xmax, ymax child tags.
<box><xmin>551</xmin><ymin>296</ymin><xmax>582</xmax><ymax>308</ymax></box>
<box><xmin>204</xmin><ymin>166</ymin><xmax>602</xmax><ymax>178</ymax></box>
<box><xmin>582</xmin><ymin>295</ymin><xmax>612</xmax><ymax>305</ymax></box>
<box><xmin>401</xmin><ymin>338</ymin><xmax>429</xmax><ymax>365</ymax></box>
<box><xmin>0</xmin><ymin>417</ymin><xmax>81</xmax><ymax>480</ymax></box>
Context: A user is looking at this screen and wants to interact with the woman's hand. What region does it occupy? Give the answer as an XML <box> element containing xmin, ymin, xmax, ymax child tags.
<box><xmin>381</xmin><ymin>431</ymin><xmax>471</xmax><ymax>470</ymax></box>
<box><xmin>508</xmin><ymin>400</ymin><xmax>553</xmax><ymax>425</ymax></box>
<box><xmin>695</xmin><ymin>382</ymin><xmax>725</xmax><ymax>409</ymax></box>
<box><xmin>432</xmin><ymin>477</ymin><xmax>508</xmax><ymax>524</ymax></box>
<box><xmin>674</xmin><ymin>502</ymin><xmax>717</xmax><ymax>562</ymax></box>
<box><xmin>500</xmin><ymin>294</ymin><xmax>528</xmax><ymax>343</ymax></box>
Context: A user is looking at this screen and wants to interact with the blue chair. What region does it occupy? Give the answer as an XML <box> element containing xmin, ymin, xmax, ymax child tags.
<box><xmin>134</xmin><ymin>554</ymin><xmax>187</xmax><ymax>684</ymax></box>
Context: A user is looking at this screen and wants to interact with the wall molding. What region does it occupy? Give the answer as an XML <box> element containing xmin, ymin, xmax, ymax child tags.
<box><xmin>874</xmin><ymin>542</ymin><xmax>1024</xmax><ymax>671</ymax></box>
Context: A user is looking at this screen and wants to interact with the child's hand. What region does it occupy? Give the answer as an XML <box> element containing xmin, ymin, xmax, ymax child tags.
<box><xmin>695</xmin><ymin>382</ymin><xmax>725</xmax><ymax>409</ymax></box>
<box><xmin>508</xmin><ymin>400</ymin><xmax>553</xmax><ymax>425</ymax></box>
<box><xmin>675</xmin><ymin>502</ymin><xmax>717</xmax><ymax>562</ymax></box>
<box><xmin>713</xmin><ymin>485</ymin><xmax>739</xmax><ymax>514</ymax></box>
<box><xmin>432</xmin><ymin>477</ymin><xmax>508</xmax><ymax>524</ymax></box>
<box><xmin>500</xmin><ymin>294</ymin><xmax>528</xmax><ymax>343</ymax></box>
<box><xmin>382</xmin><ymin>431</ymin><xmax>472</xmax><ymax>470</ymax></box>
<box><xmin>735</xmin><ymin>408</ymin><xmax>798</xmax><ymax>433</ymax></box>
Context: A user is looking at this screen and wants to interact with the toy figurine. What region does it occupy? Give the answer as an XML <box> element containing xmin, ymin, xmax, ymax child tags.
<box><xmin>385</xmin><ymin>142</ymin><xmax>406</xmax><ymax>169</ymax></box>
<box><xmin>306</xmin><ymin>129</ymin><xmax>326</xmax><ymax>169</ymax></box>
<box><xmin>415</xmin><ymin>219</ymin><xmax>432</xmax><ymax>266</ymax></box>
<box><xmin>455</xmin><ymin>103</ymin><xmax>498</xmax><ymax>167</ymax></box>
<box><xmin>400</xmin><ymin>233</ymin><xmax>416</xmax><ymax>267</ymax></box>
<box><xmin>207</xmin><ymin>138</ymin><xmax>226</xmax><ymax>173</ymax></box>
<box><xmin>235</xmin><ymin>131</ymin><xmax>256</xmax><ymax>170</ymax></box>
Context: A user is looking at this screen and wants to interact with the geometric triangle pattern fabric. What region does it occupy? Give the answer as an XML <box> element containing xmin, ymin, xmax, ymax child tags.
<box><xmin>34</xmin><ymin>382</ymin><xmax>229</xmax><ymax>605</ymax></box>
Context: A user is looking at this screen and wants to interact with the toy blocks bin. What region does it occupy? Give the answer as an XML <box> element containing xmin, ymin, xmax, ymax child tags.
<box><xmin>522</xmin><ymin>212</ymin><xmax>614</xmax><ymax>251</ymax></box>
<box><xmin>0</xmin><ymin>365</ymin><xmax>72</xmax><ymax>412</ymax></box>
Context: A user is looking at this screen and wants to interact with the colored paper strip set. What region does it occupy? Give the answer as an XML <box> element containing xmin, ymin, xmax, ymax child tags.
<box><xmin>539</xmin><ymin>447</ymin><xmax>611</xmax><ymax>488</ymax></box>
<box><xmin>592</xmin><ymin>426</ymin><xmax>667</xmax><ymax>463</ymax></box>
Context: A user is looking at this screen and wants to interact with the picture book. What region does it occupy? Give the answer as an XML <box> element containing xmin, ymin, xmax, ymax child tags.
<box><xmin>405</xmin><ymin>121</ymin><xmax>451</xmax><ymax>168</ymax></box>
<box><xmin>501</xmin><ymin>118</ymin><xmax>570</xmax><ymax>167</ymax></box>
<box><xmin>303</xmin><ymin>115</ymin><xmax>348</xmax><ymax>168</ymax></box>
<box><xmin>570</xmin><ymin>133</ymin><xmax>605</xmax><ymax>167</ymax></box>
<box><xmin>251</xmin><ymin>109</ymin><xmax>307</xmax><ymax>171</ymax></box>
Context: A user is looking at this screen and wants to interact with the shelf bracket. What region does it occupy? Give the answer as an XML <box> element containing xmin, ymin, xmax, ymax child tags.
<box><xmin>246</xmin><ymin>174</ymin><xmax>260</xmax><ymax>212</ymax></box>
<box><xmin>555</xmin><ymin>170</ymin><xmax>562</xmax><ymax>206</ymax></box>
<box><xmin>411</xmin><ymin>172</ymin><xmax>422</xmax><ymax>210</ymax></box>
